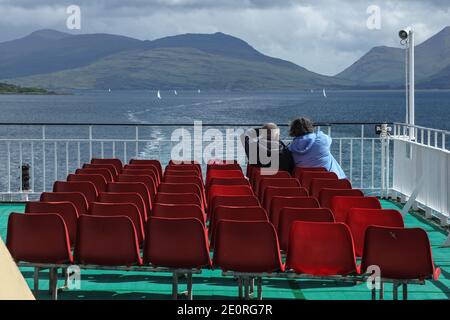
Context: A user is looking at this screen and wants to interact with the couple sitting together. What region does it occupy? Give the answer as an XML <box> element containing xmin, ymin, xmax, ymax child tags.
<box><xmin>242</xmin><ymin>117</ymin><xmax>346</xmax><ymax>178</ymax></box>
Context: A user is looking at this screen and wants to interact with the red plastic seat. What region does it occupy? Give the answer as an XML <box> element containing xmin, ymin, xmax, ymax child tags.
<box><xmin>270</xmin><ymin>196</ymin><xmax>320</xmax><ymax>232</ymax></box>
<box><xmin>168</xmin><ymin>160</ymin><xmax>201</xmax><ymax>173</ymax></box>
<box><xmin>91</xmin><ymin>158</ymin><xmax>123</xmax><ymax>174</ymax></box>
<box><xmin>40</xmin><ymin>192</ymin><xmax>88</xmax><ymax>216</ymax></box>
<box><xmin>207</xmin><ymin>163</ymin><xmax>242</xmax><ymax>173</ymax></box>
<box><xmin>286</xmin><ymin>222</ymin><xmax>358</xmax><ymax>276</ymax></box>
<box><xmin>310</xmin><ymin>178</ymin><xmax>352</xmax><ymax>200</ymax></box>
<box><xmin>7</xmin><ymin>213</ymin><xmax>73</xmax><ymax>264</ymax></box>
<box><xmin>278</xmin><ymin>208</ymin><xmax>335</xmax><ymax>251</ymax></box>
<box><xmin>89</xmin><ymin>202</ymin><xmax>145</xmax><ymax>244</ymax></box>
<box><xmin>25</xmin><ymin>201</ymin><xmax>79</xmax><ymax>246</ymax></box>
<box><xmin>166</xmin><ymin>164</ymin><xmax>201</xmax><ymax>176</ymax></box>
<box><xmin>208</xmin><ymin>185</ymin><xmax>253</xmax><ymax>210</ymax></box>
<box><xmin>361</xmin><ymin>226</ymin><xmax>440</xmax><ymax>281</ymax></box>
<box><xmin>210</xmin><ymin>206</ymin><xmax>268</xmax><ymax>248</ymax></box>
<box><xmin>121</xmin><ymin>168</ymin><xmax>160</xmax><ymax>185</ymax></box>
<box><xmin>207</xmin><ymin>177</ymin><xmax>250</xmax><ymax>188</ymax></box>
<box><xmin>67</xmin><ymin>173</ymin><xmax>107</xmax><ymax>193</ymax></box>
<box><xmin>107</xmin><ymin>182</ymin><xmax>152</xmax><ymax>216</ymax></box>
<box><xmin>331</xmin><ymin>196</ymin><xmax>381</xmax><ymax>223</ymax></box>
<box><xmin>347</xmin><ymin>209</ymin><xmax>404</xmax><ymax>257</ymax></box>
<box><xmin>293</xmin><ymin>166</ymin><xmax>327</xmax><ymax>181</ymax></box>
<box><xmin>98</xmin><ymin>192</ymin><xmax>147</xmax><ymax>222</ymax></box>
<box><xmin>209</xmin><ymin>195</ymin><xmax>260</xmax><ymax>220</ymax></box>
<box><xmin>163</xmin><ymin>175</ymin><xmax>205</xmax><ymax>204</ymax></box>
<box><xmin>75</xmin><ymin>168</ymin><xmax>114</xmax><ymax>182</ymax></box>
<box><xmin>117</xmin><ymin>174</ymin><xmax>157</xmax><ymax>202</ymax></box>
<box><xmin>258</xmin><ymin>178</ymin><xmax>300</xmax><ymax>201</ymax></box>
<box><xmin>143</xmin><ymin>217</ymin><xmax>211</xmax><ymax>269</ymax></box>
<box><xmin>301</xmin><ymin>171</ymin><xmax>338</xmax><ymax>193</ymax></box>
<box><xmin>206</xmin><ymin>170</ymin><xmax>244</xmax><ymax>187</ymax></box>
<box><xmin>164</xmin><ymin>169</ymin><xmax>199</xmax><ymax>178</ymax></box>
<box><xmin>129</xmin><ymin>159</ymin><xmax>163</xmax><ymax>179</ymax></box>
<box><xmin>83</xmin><ymin>163</ymin><xmax>118</xmax><ymax>178</ymax></box>
<box><xmin>319</xmin><ymin>188</ymin><xmax>364</xmax><ymax>209</ymax></box>
<box><xmin>159</xmin><ymin>183</ymin><xmax>205</xmax><ymax>211</ymax></box>
<box><xmin>263</xmin><ymin>186</ymin><xmax>308</xmax><ymax>212</ymax></box>
<box><xmin>155</xmin><ymin>192</ymin><xmax>202</xmax><ymax>209</ymax></box>
<box><xmin>153</xmin><ymin>203</ymin><xmax>205</xmax><ymax>224</ymax></box>
<box><xmin>75</xmin><ymin>215</ymin><xmax>142</xmax><ymax>266</ymax></box>
<box><xmin>124</xmin><ymin>164</ymin><xmax>162</xmax><ymax>182</ymax></box>
<box><xmin>213</xmin><ymin>220</ymin><xmax>284</xmax><ymax>273</ymax></box>
<box><xmin>254</xmin><ymin>171</ymin><xmax>292</xmax><ymax>196</ymax></box>
<box><xmin>53</xmin><ymin>181</ymin><xmax>98</xmax><ymax>204</ymax></box>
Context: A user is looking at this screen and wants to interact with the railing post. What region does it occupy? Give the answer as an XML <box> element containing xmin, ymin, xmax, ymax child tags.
<box><xmin>89</xmin><ymin>125</ymin><xmax>93</xmax><ymax>161</ymax></box>
<box><xmin>360</xmin><ymin>125</ymin><xmax>364</xmax><ymax>189</ymax></box>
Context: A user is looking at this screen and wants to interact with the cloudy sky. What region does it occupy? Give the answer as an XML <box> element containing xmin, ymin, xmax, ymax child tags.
<box><xmin>0</xmin><ymin>0</ymin><xmax>449</xmax><ymax>75</ymax></box>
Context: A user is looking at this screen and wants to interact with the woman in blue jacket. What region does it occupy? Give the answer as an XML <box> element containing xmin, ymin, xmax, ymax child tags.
<box><xmin>288</xmin><ymin>118</ymin><xmax>346</xmax><ymax>179</ymax></box>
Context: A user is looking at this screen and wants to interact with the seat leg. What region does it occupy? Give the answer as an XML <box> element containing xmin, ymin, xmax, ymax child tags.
<box><xmin>187</xmin><ymin>273</ymin><xmax>193</xmax><ymax>300</ymax></box>
<box><xmin>50</xmin><ymin>268</ymin><xmax>58</xmax><ymax>300</ymax></box>
<box><xmin>172</xmin><ymin>273</ymin><xmax>178</xmax><ymax>300</ymax></box>
<box><xmin>33</xmin><ymin>267</ymin><xmax>40</xmax><ymax>298</ymax></box>
<box><xmin>238</xmin><ymin>277</ymin><xmax>243</xmax><ymax>299</ymax></box>
<box><xmin>393</xmin><ymin>282</ymin><xmax>399</xmax><ymax>300</ymax></box>
<box><xmin>244</xmin><ymin>277</ymin><xmax>250</xmax><ymax>300</ymax></box>
<box><xmin>371</xmin><ymin>287</ymin><xmax>376</xmax><ymax>300</ymax></box>
<box><xmin>256</xmin><ymin>277</ymin><xmax>263</xmax><ymax>300</ymax></box>
<box><xmin>402</xmin><ymin>283</ymin><xmax>408</xmax><ymax>300</ymax></box>
<box><xmin>379</xmin><ymin>281</ymin><xmax>384</xmax><ymax>300</ymax></box>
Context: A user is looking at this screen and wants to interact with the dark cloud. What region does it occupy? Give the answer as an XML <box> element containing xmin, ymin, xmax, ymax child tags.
<box><xmin>0</xmin><ymin>0</ymin><xmax>449</xmax><ymax>75</ymax></box>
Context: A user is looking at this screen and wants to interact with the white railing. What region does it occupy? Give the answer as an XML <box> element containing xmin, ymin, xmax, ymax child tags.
<box><xmin>0</xmin><ymin>123</ymin><xmax>391</xmax><ymax>200</ymax></box>
<box><xmin>391</xmin><ymin>123</ymin><xmax>450</xmax><ymax>230</ymax></box>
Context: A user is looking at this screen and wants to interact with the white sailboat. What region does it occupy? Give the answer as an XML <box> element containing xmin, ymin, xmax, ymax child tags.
<box><xmin>108</xmin><ymin>88</ymin><xmax>111</xmax><ymax>93</ymax></box>
<box><xmin>322</xmin><ymin>88</ymin><xmax>327</xmax><ymax>98</ymax></box>
<box><xmin>174</xmin><ymin>90</ymin><xmax>178</xmax><ymax>95</ymax></box>
<box><xmin>157</xmin><ymin>90</ymin><xmax>162</xmax><ymax>99</ymax></box>
<box><xmin>197</xmin><ymin>89</ymin><xmax>201</xmax><ymax>94</ymax></box>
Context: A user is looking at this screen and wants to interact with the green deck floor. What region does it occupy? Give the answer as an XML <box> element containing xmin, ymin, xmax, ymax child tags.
<box><xmin>0</xmin><ymin>201</ymin><xmax>449</xmax><ymax>300</ymax></box>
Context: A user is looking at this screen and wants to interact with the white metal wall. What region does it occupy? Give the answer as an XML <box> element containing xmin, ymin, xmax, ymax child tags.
<box><xmin>392</xmin><ymin>138</ymin><xmax>450</xmax><ymax>222</ymax></box>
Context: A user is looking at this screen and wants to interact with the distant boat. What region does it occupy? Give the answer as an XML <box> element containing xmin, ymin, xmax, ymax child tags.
<box><xmin>198</xmin><ymin>89</ymin><xmax>201</xmax><ymax>94</ymax></box>
<box><xmin>157</xmin><ymin>90</ymin><xmax>162</xmax><ymax>99</ymax></box>
<box><xmin>174</xmin><ymin>90</ymin><xmax>178</xmax><ymax>95</ymax></box>
<box><xmin>310</xmin><ymin>89</ymin><xmax>314</xmax><ymax>93</ymax></box>
<box><xmin>108</xmin><ymin>88</ymin><xmax>111</xmax><ymax>93</ymax></box>
<box><xmin>322</xmin><ymin>89</ymin><xmax>327</xmax><ymax>98</ymax></box>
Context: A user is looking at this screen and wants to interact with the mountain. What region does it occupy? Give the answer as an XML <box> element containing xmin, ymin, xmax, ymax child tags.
<box><xmin>0</xmin><ymin>30</ymin><xmax>352</xmax><ymax>90</ymax></box>
<box><xmin>336</xmin><ymin>27</ymin><xmax>450</xmax><ymax>87</ymax></box>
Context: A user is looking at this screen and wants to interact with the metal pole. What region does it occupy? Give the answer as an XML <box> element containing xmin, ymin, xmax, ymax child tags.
<box><xmin>409</xmin><ymin>30</ymin><xmax>415</xmax><ymax>128</ymax></box>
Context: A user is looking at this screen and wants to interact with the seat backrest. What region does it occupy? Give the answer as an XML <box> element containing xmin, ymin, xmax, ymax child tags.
<box><xmin>124</xmin><ymin>164</ymin><xmax>162</xmax><ymax>182</ymax></box>
<box><xmin>75</xmin><ymin>215</ymin><xmax>142</xmax><ymax>266</ymax></box>
<box><xmin>117</xmin><ymin>174</ymin><xmax>157</xmax><ymax>202</ymax></box>
<box><xmin>270</xmin><ymin>196</ymin><xmax>320</xmax><ymax>231</ymax></box>
<box><xmin>98</xmin><ymin>192</ymin><xmax>147</xmax><ymax>222</ymax></box>
<box><xmin>83</xmin><ymin>163</ymin><xmax>118</xmax><ymax>177</ymax></box>
<box><xmin>293</xmin><ymin>166</ymin><xmax>327</xmax><ymax>181</ymax></box>
<box><xmin>53</xmin><ymin>181</ymin><xmax>98</xmax><ymax>204</ymax></box>
<box><xmin>254</xmin><ymin>171</ymin><xmax>292</xmax><ymax>195</ymax></box>
<box><xmin>121</xmin><ymin>168</ymin><xmax>160</xmax><ymax>185</ymax></box>
<box><xmin>75</xmin><ymin>168</ymin><xmax>114</xmax><ymax>182</ymax></box>
<box><xmin>331</xmin><ymin>196</ymin><xmax>381</xmax><ymax>223</ymax></box>
<box><xmin>164</xmin><ymin>175</ymin><xmax>204</xmax><ymax>191</ymax></box>
<box><xmin>209</xmin><ymin>195</ymin><xmax>260</xmax><ymax>220</ymax></box>
<box><xmin>206</xmin><ymin>170</ymin><xmax>244</xmax><ymax>186</ymax></box>
<box><xmin>310</xmin><ymin>178</ymin><xmax>352</xmax><ymax>200</ymax></box>
<box><xmin>319</xmin><ymin>188</ymin><xmax>364</xmax><ymax>209</ymax></box>
<box><xmin>164</xmin><ymin>169</ymin><xmax>199</xmax><ymax>177</ymax></box>
<box><xmin>166</xmin><ymin>164</ymin><xmax>201</xmax><ymax>176</ymax></box>
<box><xmin>278</xmin><ymin>208</ymin><xmax>335</xmax><ymax>251</ymax></box>
<box><xmin>263</xmin><ymin>186</ymin><xmax>308</xmax><ymax>212</ymax></box>
<box><xmin>153</xmin><ymin>203</ymin><xmax>205</xmax><ymax>224</ymax></box>
<box><xmin>155</xmin><ymin>192</ymin><xmax>202</xmax><ymax>208</ymax></box>
<box><xmin>106</xmin><ymin>182</ymin><xmax>152</xmax><ymax>214</ymax></box>
<box><xmin>143</xmin><ymin>217</ymin><xmax>211</xmax><ymax>269</ymax></box>
<box><xmin>208</xmin><ymin>185</ymin><xmax>254</xmax><ymax>210</ymax></box>
<box><xmin>6</xmin><ymin>213</ymin><xmax>73</xmax><ymax>264</ymax></box>
<box><xmin>158</xmin><ymin>183</ymin><xmax>204</xmax><ymax>210</ymax></box>
<box><xmin>213</xmin><ymin>220</ymin><xmax>283</xmax><ymax>273</ymax></box>
<box><xmin>347</xmin><ymin>208</ymin><xmax>404</xmax><ymax>257</ymax></box>
<box><xmin>91</xmin><ymin>158</ymin><xmax>123</xmax><ymax>174</ymax></box>
<box><xmin>40</xmin><ymin>192</ymin><xmax>88</xmax><ymax>216</ymax></box>
<box><xmin>286</xmin><ymin>221</ymin><xmax>357</xmax><ymax>276</ymax></box>
<box><xmin>25</xmin><ymin>201</ymin><xmax>79</xmax><ymax>246</ymax></box>
<box><xmin>89</xmin><ymin>202</ymin><xmax>145</xmax><ymax>244</ymax></box>
<box><xmin>207</xmin><ymin>177</ymin><xmax>250</xmax><ymax>188</ymax></box>
<box><xmin>68</xmin><ymin>173</ymin><xmax>107</xmax><ymax>193</ymax></box>
<box><xmin>301</xmin><ymin>171</ymin><xmax>338</xmax><ymax>193</ymax></box>
<box><xmin>361</xmin><ymin>226</ymin><xmax>438</xmax><ymax>280</ymax></box>
<box><xmin>129</xmin><ymin>159</ymin><xmax>163</xmax><ymax>179</ymax></box>
<box><xmin>207</xmin><ymin>163</ymin><xmax>241</xmax><ymax>173</ymax></box>
<box><xmin>259</xmin><ymin>178</ymin><xmax>300</xmax><ymax>201</ymax></box>
<box><xmin>210</xmin><ymin>206</ymin><xmax>268</xmax><ymax>248</ymax></box>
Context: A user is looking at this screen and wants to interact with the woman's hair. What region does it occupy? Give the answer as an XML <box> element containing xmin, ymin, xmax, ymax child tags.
<box><xmin>289</xmin><ymin>117</ymin><xmax>314</xmax><ymax>137</ymax></box>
